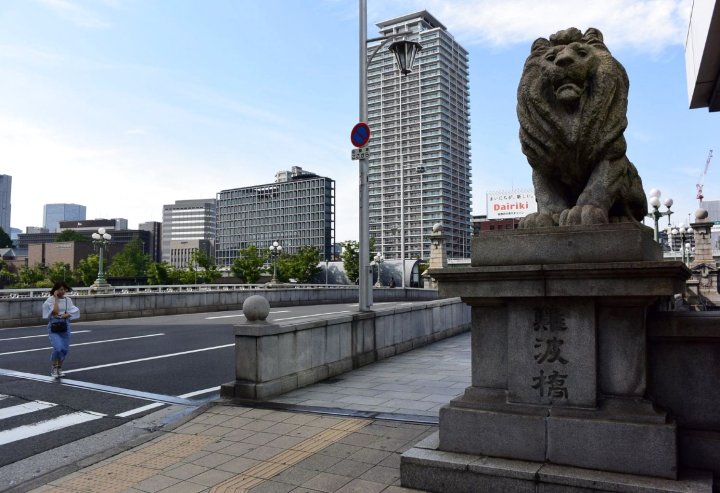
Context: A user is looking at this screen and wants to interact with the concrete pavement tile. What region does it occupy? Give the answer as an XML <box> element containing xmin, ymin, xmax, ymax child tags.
<box><xmin>218</xmin><ymin>441</ymin><xmax>258</xmax><ymax>457</ymax></box>
<box><xmin>306</xmin><ymin>416</ymin><xmax>346</xmax><ymax>428</ymax></box>
<box><xmin>372</xmin><ymin>384</ymin><xmax>411</xmax><ymax>392</ymax></box>
<box><xmin>261</xmin><ymin>411</ymin><xmax>298</xmax><ymax>422</ymax></box>
<box><xmin>243</xmin><ymin>444</ymin><xmax>286</xmax><ymax>461</ymax></box>
<box><xmin>365</xmin><ymin>438</ymin><xmax>410</xmax><ymax>453</ymax></box>
<box><xmin>195</xmin><ymin>413</ymin><xmax>234</xmax><ymax>426</ymax></box>
<box><xmin>183</xmin><ymin>450</ymin><xmax>212</xmax><ymax>463</ymax></box>
<box><xmin>288</xmin><ymin>426</ymin><xmax>326</xmax><ymax>438</ymax></box>
<box><xmin>337</xmin><ymin>396</ymin><xmax>389</xmax><ymax>406</ymax></box>
<box><xmin>174</xmin><ymin>423</ymin><xmax>213</xmax><ymax>434</ymax></box>
<box><xmin>380</xmin><ymin>486</ymin><xmax>426</xmax><ymax>492</ymax></box>
<box><xmin>347</xmin><ymin>448</ymin><xmax>391</xmax><ymax>465</ymax></box>
<box><xmin>202</xmin><ymin>439</ymin><xmax>232</xmax><ymax>452</ymax></box>
<box><xmin>209</xmin><ymin>405</ymin><xmax>253</xmax><ymax>416</ymax></box>
<box><xmin>359</xmin><ymin>465</ymin><xmax>400</xmax><ymax>485</ymax></box>
<box><xmin>223</xmin><ymin>428</ymin><xmax>257</xmax><ymax>442</ymax></box>
<box><xmin>325</xmin><ymin>458</ymin><xmax>373</xmax><ymax>478</ymax></box>
<box><xmin>214</xmin><ymin>453</ymin><xmax>262</xmax><ymax>474</ymax></box>
<box><xmin>133</xmin><ymin>474</ymin><xmax>182</xmax><ymax>492</ymax></box>
<box><xmin>185</xmin><ymin>468</ymin><xmax>236</xmax><ymax>487</ymax></box>
<box><xmin>338</xmin><ymin>433</ymin><xmax>378</xmax><ymax>447</ymax></box>
<box><xmin>317</xmin><ymin>442</ymin><xmax>362</xmax><ymax>459</ymax></box>
<box><xmin>301</xmin><ymin>472</ymin><xmax>353</xmax><ymax>492</ymax></box>
<box><xmin>247</xmin><ymin>480</ymin><xmax>297</xmax><ymax>493</ymax></box>
<box><xmin>265</xmin><ymin>422</ymin><xmax>301</xmax><ymax>435</ymax></box>
<box><xmin>162</xmin><ymin>462</ymin><xmax>209</xmax><ymax>481</ymax></box>
<box><xmin>157</xmin><ymin>480</ymin><xmax>208</xmax><ymax>493</ymax></box>
<box><xmin>244</xmin><ymin>432</ymin><xmax>282</xmax><ymax>445</ymax></box>
<box><xmin>221</xmin><ymin>416</ymin><xmax>255</xmax><ymax>428</ymax></box>
<box><xmin>267</xmin><ymin>434</ymin><xmax>306</xmax><ymax>450</ymax></box>
<box><xmin>378</xmin><ymin>453</ymin><xmax>401</xmax><ymax>469</ymax></box>
<box><xmin>419</xmin><ymin>394</ymin><xmax>454</xmax><ymax>403</ymax></box>
<box><xmin>244</xmin><ymin>408</ymin><xmax>276</xmax><ymax>418</ymax></box>
<box><xmin>289</xmin><ymin>487</ymin><xmax>325</xmax><ymax>492</ymax></box>
<box><xmin>190</xmin><ymin>452</ymin><xmax>235</xmax><ymax>468</ymax></box>
<box><xmin>333</xmin><ymin>388</ymin><xmax>383</xmax><ymax>397</ymax></box>
<box><xmin>200</xmin><ymin>425</ymin><xmax>235</xmax><ymax>437</ymax></box>
<box><xmin>242</xmin><ymin>419</ymin><xmax>277</xmax><ymax>432</ymax></box>
<box><xmin>294</xmin><ymin>453</ymin><xmax>343</xmax><ymax>472</ymax></box>
<box><xmin>335</xmin><ymin>479</ymin><xmax>387</xmax><ymax>493</ymax></box>
<box><xmin>271</xmin><ymin>466</ymin><xmax>322</xmax><ymax>486</ymax></box>
<box><xmin>379</xmin><ymin>400</ymin><xmax>437</xmax><ymax>411</ymax></box>
<box><xmin>283</xmin><ymin>413</ymin><xmax>321</xmax><ymax>425</ymax></box>
<box><xmin>294</xmin><ymin>399</ymin><xmax>344</xmax><ymax>408</ymax></box>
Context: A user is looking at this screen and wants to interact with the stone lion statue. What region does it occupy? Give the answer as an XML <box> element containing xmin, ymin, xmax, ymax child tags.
<box><xmin>517</xmin><ymin>27</ymin><xmax>647</xmax><ymax>228</ymax></box>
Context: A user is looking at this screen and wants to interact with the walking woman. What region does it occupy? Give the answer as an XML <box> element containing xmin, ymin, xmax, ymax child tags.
<box><xmin>42</xmin><ymin>281</ymin><xmax>80</xmax><ymax>378</ymax></box>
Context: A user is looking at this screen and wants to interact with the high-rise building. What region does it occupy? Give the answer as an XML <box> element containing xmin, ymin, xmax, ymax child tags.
<box><xmin>161</xmin><ymin>199</ymin><xmax>216</xmax><ymax>266</ymax></box>
<box><xmin>43</xmin><ymin>203</ymin><xmax>86</xmax><ymax>233</ymax></box>
<box><xmin>0</xmin><ymin>175</ymin><xmax>11</xmax><ymax>232</ymax></box>
<box><xmin>367</xmin><ymin>11</ymin><xmax>472</xmax><ymax>259</ymax></box>
<box><xmin>215</xmin><ymin>166</ymin><xmax>335</xmax><ymax>266</ymax></box>
<box><xmin>139</xmin><ymin>221</ymin><xmax>163</xmax><ymax>263</ymax></box>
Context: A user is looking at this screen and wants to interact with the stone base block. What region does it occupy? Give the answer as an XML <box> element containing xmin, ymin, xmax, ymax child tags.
<box><xmin>439</xmin><ymin>398</ymin><xmax>678</xmax><ymax>478</ymax></box>
<box><xmin>401</xmin><ymin>433</ymin><xmax>714</xmax><ymax>493</ymax></box>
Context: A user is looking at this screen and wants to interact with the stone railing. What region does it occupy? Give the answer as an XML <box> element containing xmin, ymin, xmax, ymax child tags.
<box><xmin>0</xmin><ymin>286</ymin><xmax>438</xmax><ymax>328</ymax></box>
<box><xmin>221</xmin><ymin>297</ymin><xmax>470</xmax><ymax>400</ymax></box>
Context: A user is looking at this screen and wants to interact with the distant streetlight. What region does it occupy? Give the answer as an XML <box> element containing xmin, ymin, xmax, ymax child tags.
<box><xmin>647</xmin><ymin>189</ymin><xmax>673</xmax><ymax>242</ymax></box>
<box><xmin>269</xmin><ymin>241</ymin><xmax>282</xmax><ymax>284</ymax></box>
<box><xmin>671</xmin><ymin>224</ymin><xmax>694</xmax><ymax>265</ymax></box>
<box><xmin>91</xmin><ymin>227</ymin><xmax>112</xmax><ymax>290</ymax></box>
<box><xmin>358</xmin><ymin>0</ymin><xmax>422</xmax><ymax>311</ymax></box>
<box><xmin>373</xmin><ymin>252</ymin><xmax>384</xmax><ymax>287</ymax></box>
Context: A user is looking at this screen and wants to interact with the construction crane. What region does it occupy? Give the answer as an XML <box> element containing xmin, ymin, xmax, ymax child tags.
<box><xmin>696</xmin><ymin>149</ymin><xmax>713</xmax><ymax>205</ymax></box>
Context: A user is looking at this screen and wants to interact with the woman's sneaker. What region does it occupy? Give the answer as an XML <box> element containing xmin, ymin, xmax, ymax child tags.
<box><xmin>51</xmin><ymin>367</ymin><xmax>60</xmax><ymax>378</ymax></box>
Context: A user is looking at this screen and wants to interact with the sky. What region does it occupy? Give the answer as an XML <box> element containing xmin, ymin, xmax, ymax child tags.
<box><xmin>1</xmin><ymin>0</ymin><xmax>718</xmax><ymax>241</ymax></box>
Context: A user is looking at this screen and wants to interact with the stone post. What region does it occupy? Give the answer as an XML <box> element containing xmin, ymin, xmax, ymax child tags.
<box><xmin>400</xmin><ymin>224</ymin><xmax>714</xmax><ymax>492</ymax></box>
<box><xmin>422</xmin><ymin>223</ymin><xmax>447</xmax><ymax>289</ymax></box>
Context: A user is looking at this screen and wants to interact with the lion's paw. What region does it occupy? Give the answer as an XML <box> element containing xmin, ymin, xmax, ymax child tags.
<box><xmin>519</xmin><ymin>212</ymin><xmax>556</xmax><ymax>229</ymax></box>
<box><xmin>559</xmin><ymin>205</ymin><xmax>609</xmax><ymax>226</ymax></box>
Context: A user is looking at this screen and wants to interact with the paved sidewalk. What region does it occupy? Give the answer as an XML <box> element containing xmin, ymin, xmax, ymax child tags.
<box><xmin>24</xmin><ymin>332</ymin><xmax>471</xmax><ymax>493</ymax></box>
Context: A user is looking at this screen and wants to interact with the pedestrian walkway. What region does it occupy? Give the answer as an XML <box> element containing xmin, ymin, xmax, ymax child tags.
<box><xmin>24</xmin><ymin>332</ymin><xmax>471</xmax><ymax>493</ymax></box>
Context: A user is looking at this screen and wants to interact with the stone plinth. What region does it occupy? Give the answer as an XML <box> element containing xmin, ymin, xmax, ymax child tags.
<box><xmin>401</xmin><ymin>223</ymin><xmax>709</xmax><ymax>491</ymax></box>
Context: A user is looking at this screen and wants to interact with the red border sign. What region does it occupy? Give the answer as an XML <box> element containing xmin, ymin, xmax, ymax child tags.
<box><xmin>350</xmin><ymin>122</ymin><xmax>371</xmax><ymax>148</ymax></box>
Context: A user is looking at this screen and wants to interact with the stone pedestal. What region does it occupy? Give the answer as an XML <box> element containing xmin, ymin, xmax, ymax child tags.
<box><xmin>401</xmin><ymin>224</ymin><xmax>712</xmax><ymax>491</ymax></box>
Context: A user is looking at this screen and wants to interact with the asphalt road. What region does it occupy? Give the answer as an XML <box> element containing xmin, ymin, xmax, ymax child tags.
<box><xmin>0</xmin><ymin>301</ymin><xmax>407</xmax><ymax>470</ymax></box>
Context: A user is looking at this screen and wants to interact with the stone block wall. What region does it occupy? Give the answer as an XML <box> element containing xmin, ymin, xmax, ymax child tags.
<box><xmin>222</xmin><ymin>298</ymin><xmax>470</xmax><ymax>400</ymax></box>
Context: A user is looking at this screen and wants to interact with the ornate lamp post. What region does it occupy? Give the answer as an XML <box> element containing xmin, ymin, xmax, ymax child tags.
<box><xmin>647</xmin><ymin>189</ymin><xmax>673</xmax><ymax>242</ymax></box>
<box><xmin>358</xmin><ymin>0</ymin><xmax>422</xmax><ymax>311</ymax></box>
<box><xmin>269</xmin><ymin>241</ymin><xmax>282</xmax><ymax>284</ymax></box>
<box><xmin>373</xmin><ymin>252</ymin><xmax>384</xmax><ymax>287</ymax></box>
<box><xmin>91</xmin><ymin>227</ymin><xmax>112</xmax><ymax>291</ymax></box>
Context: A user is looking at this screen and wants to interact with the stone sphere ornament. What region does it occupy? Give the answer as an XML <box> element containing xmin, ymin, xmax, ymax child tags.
<box><xmin>695</xmin><ymin>208</ymin><xmax>709</xmax><ymax>221</ymax></box>
<box><xmin>242</xmin><ymin>295</ymin><xmax>270</xmax><ymax>321</ymax></box>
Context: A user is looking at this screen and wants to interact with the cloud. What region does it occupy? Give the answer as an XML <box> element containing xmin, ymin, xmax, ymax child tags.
<box><xmin>36</xmin><ymin>0</ymin><xmax>112</xmax><ymax>29</ymax></box>
<box><xmin>374</xmin><ymin>0</ymin><xmax>692</xmax><ymax>54</ymax></box>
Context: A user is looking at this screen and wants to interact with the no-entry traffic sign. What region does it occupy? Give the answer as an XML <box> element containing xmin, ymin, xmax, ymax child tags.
<box><xmin>350</xmin><ymin>122</ymin><xmax>371</xmax><ymax>148</ymax></box>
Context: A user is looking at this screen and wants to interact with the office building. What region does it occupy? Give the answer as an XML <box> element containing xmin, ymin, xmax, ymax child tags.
<box><xmin>139</xmin><ymin>221</ymin><xmax>163</xmax><ymax>263</ymax></box>
<box><xmin>43</xmin><ymin>203</ymin><xmax>86</xmax><ymax>233</ymax></box>
<box><xmin>685</xmin><ymin>0</ymin><xmax>719</xmax><ymax>111</ymax></box>
<box><xmin>367</xmin><ymin>11</ymin><xmax>472</xmax><ymax>260</ymax></box>
<box><xmin>58</xmin><ymin>218</ymin><xmax>128</xmax><ymax>232</ymax></box>
<box><xmin>161</xmin><ymin>199</ymin><xmax>216</xmax><ymax>267</ymax></box>
<box><xmin>0</xmin><ymin>175</ymin><xmax>10</xmax><ymax>233</ymax></box>
<box><xmin>216</xmin><ymin>166</ymin><xmax>335</xmax><ymax>266</ymax></box>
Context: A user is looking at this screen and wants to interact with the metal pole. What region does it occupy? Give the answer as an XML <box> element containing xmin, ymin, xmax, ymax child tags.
<box><xmin>359</xmin><ymin>0</ymin><xmax>372</xmax><ymax>311</ymax></box>
<box><xmin>400</xmin><ymin>72</ymin><xmax>405</xmax><ymax>289</ymax></box>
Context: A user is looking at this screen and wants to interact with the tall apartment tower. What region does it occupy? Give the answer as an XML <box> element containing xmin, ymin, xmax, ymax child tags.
<box><xmin>0</xmin><ymin>175</ymin><xmax>10</xmax><ymax>232</ymax></box>
<box><xmin>367</xmin><ymin>11</ymin><xmax>471</xmax><ymax>259</ymax></box>
<box><xmin>161</xmin><ymin>199</ymin><xmax>216</xmax><ymax>265</ymax></box>
<box><xmin>216</xmin><ymin>166</ymin><xmax>335</xmax><ymax>267</ymax></box>
<box><xmin>43</xmin><ymin>203</ymin><xmax>86</xmax><ymax>233</ymax></box>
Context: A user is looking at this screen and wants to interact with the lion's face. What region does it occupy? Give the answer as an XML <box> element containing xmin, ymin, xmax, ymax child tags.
<box><xmin>539</xmin><ymin>41</ymin><xmax>599</xmax><ymax>107</ymax></box>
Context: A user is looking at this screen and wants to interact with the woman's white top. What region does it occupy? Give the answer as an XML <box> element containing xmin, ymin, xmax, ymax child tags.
<box><xmin>42</xmin><ymin>296</ymin><xmax>81</xmax><ymax>320</ymax></box>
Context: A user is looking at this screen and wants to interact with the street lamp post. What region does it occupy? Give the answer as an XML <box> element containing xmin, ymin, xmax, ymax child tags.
<box><xmin>672</xmin><ymin>225</ymin><xmax>693</xmax><ymax>265</ymax></box>
<box><xmin>269</xmin><ymin>241</ymin><xmax>282</xmax><ymax>284</ymax></box>
<box><xmin>647</xmin><ymin>189</ymin><xmax>673</xmax><ymax>242</ymax></box>
<box><xmin>359</xmin><ymin>0</ymin><xmax>421</xmax><ymax>311</ymax></box>
<box><xmin>91</xmin><ymin>227</ymin><xmax>112</xmax><ymax>291</ymax></box>
<box><xmin>373</xmin><ymin>252</ymin><xmax>384</xmax><ymax>287</ymax></box>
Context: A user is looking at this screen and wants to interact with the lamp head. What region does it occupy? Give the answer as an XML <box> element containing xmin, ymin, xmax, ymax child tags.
<box><xmin>98</xmin><ymin>228</ymin><xmax>106</xmax><ymax>235</ymax></box>
<box><xmin>92</xmin><ymin>233</ymin><xmax>100</xmax><ymax>240</ymax></box>
<box><xmin>648</xmin><ymin>188</ymin><xmax>661</xmax><ymax>198</ymax></box>
<box><xmin>663</xmin><ymin>198</ymin><xmax>673</xmax><ymax>208</ymax></box>
<box><xmin>388</xmin><ymin>39</ymin><xmax>422</xmax><ymax>75</ymax></box>
<box><xmin>649</xmin><ymin>196</ymin><xmax>661</xmax><ymax>208</ymax></box>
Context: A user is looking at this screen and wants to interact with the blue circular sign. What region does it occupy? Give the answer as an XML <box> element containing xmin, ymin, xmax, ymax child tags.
<box><xmin>351</xmin><ymin>122</ymin><xmax>371</xmax><ymax>148</ymax></box>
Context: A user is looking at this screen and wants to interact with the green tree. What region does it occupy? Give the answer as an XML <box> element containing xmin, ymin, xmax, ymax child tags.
<box><xmin>0</xmin><ymin>259</ymin><xmax>17</xmax><ymax>287</ymax></box>
<box><xmin>47</xmin><ymin>262</ymin><xmax>72</xmax><ymax>283</ymax></box>
<box><xmin>55</xmin><ymin>230</ymin><xmax>88</xmax><ymax>242</ymax></box>
<box><xmin>147</xmin><ymin>261</ymin><xmax>173</xmax><ymax>285</ymax></box>
<box><xmin>340</xmin><ymin>238</ymin><xmax>375</xmax><ymax>284</ymax></box>
<box><xmin>231</xmin><ymin>245</ymin><xmax>266</xmax><ymax>284</ymax></box>
<box><xmin>76</xmin><ymin>254</ymin><xmax>99</xmax><ymax>286</ymax></box>
<box><xmin>0</xmin><ymin>227</ymin><xmax>12</xmax><ymax>248</ymax></box>
<box><xmin>189</xmin><ymin>250</ymin><xmax>221</xmax><ymax>284</ymax></box>
<box><xmin>16</xmin><ymin>264</ymin><xmax>50</xmax><ymax>288</ymax></box>
<box><xmin>107</xmin><ymin>236</ymin><xmax>150</xmax><ymax>278</ymax></box>
<box><xmin>278</xmin><ymin>246</ymin><xmax>321</xmax><ymax>283</ymax></box>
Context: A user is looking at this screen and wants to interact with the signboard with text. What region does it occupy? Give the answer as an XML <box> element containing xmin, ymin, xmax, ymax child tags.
<box><xmin>487</xmin><ymin>190</ymin><xmax>537</xmax><ymax>220</ymax></box>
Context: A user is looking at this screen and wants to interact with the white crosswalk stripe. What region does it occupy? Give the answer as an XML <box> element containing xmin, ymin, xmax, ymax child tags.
<box><xmin>0</xmin><ymin>394</ymin><xmax>105</xmax><ymax>446</ymax></box>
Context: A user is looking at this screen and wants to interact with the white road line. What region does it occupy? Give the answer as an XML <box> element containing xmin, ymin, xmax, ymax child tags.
<box><xmin>273</xmin><ymin>311</ymin><xmax>351</xmax><ymax>321</ymax></box>
<box><xmin>116</xmin><ymin>386</ymin><xmax>220</xmax><ymax>418</ymax></box>
<box><xmin>0</xmin><ymin>410</ymin><xmax>105</xmax><ymax>446</ymax></box>
<box><xmin>0</xmin><ymin>333</ymin><xmax>165</xmax><ymax>356</ymax></box>
<box><xmin>0</xmin><ymin>400</ymin><xmax>56</xmax><ymax>420</ymax></box>
<box><xmin>205</xmin><ymin>310</ymin><xmax>290</xmax><ymax>320</ymax></box>
<box><xmin>62</xmin><ymin>344</ymin><xmax>234</xmax><ymax>374</ymax></box>
<box><xmin>0</xmin><ymin>330</ymin><xmax>92</xmax><ymax>342</ymax></box>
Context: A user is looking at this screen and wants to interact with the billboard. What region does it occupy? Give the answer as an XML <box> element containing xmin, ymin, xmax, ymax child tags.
<box><xmin>487</xmin><ymin>190</ymin><xmax>537</xmax><ymax>220</ymax></box>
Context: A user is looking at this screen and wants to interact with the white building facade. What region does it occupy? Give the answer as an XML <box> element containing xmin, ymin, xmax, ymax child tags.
<box><xmin>161</xmin><ymin>199</ymin><xmax>216</xmax><ymax>266</ymax></box>
<box><xmin>367</xmin><ymin>11</ymin><xmax>472</xmax><ymax>260</ymax></box>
